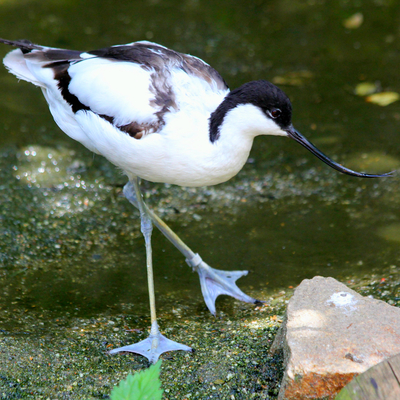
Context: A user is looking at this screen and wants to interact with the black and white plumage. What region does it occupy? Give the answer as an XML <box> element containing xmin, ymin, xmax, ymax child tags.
<box><xmin>0</xmin><ymin>38</ymin><xmax>392</xmax><ymax>363</ymax></box>
<box><xmin>3</xmin><ymin>39</ymin><xmax>235</xmax><ymax>186</ymax></box>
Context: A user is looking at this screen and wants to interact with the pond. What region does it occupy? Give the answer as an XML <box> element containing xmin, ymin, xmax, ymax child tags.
<box><xmin>0</xmin><ymin>0</ymin><xmax>399</xmax><ymax>398</ymax></box>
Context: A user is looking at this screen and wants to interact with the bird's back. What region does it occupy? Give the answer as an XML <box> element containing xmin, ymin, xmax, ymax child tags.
<box><xmin>2</xmin><ymin>39</ymin><xmax>229</xmax><ymax>152</ymax></box>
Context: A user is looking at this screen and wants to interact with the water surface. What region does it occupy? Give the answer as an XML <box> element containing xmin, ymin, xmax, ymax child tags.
<box><xmin>0</xmin><ymin>0</ymin><xmax>399</xmax><ymax>332</ymax></box>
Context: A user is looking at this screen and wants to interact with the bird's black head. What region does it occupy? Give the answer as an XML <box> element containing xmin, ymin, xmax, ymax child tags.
<box><xmin>209</xmin><ymin>80</ymin><xmax>292</xmax><ymax>142</ymax></box>
<box><xmin>230</xmin><ymin>80</ymin><xmax>293</xmax><ymax>129</ymax></box>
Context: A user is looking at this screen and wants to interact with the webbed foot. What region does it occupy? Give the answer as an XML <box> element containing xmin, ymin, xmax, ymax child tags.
<box><xmin>187</xmin><ymin>254</ymin><xmax>262</xmax><ymax>315</ymax></box>
<box><xmin>109</xmin><ymin>321</ymin><xmax>193</xmax><ymax>363</ymax></box>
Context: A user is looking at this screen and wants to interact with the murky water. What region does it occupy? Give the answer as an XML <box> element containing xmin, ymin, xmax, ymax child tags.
<box><xmin>0</xmin><ymin>0</ymin><xmax>399</xmax><ymax>325</ymax></box>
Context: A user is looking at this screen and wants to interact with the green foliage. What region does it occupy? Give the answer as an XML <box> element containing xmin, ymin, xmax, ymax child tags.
<box><xmin>110</xmin><ymin>361</ymin><xmax>163</xmax><ymax>400</ymax></box>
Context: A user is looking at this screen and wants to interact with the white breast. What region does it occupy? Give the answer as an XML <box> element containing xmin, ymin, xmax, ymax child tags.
<box><xmin>73</xmin><ymin>102</ymin><xmax>256</xmax><ymax>187</ymax></box>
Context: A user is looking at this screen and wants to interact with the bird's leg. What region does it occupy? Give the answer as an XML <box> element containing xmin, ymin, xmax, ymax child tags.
<box><xmin>123</xmin><ymin>182</ymin><xmax>261</xmax><ymax>316</ymax></box>
<box><xmin>109</xmin><ymin>178</ymin><xmax>192</xmax><ymax>363</ymax></box>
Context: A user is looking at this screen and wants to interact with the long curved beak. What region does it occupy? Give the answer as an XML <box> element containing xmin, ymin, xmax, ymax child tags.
<box><xmin>286</xmin><ymin>125</ymin><xmax>394</xmax><ymax>178</ymax></box>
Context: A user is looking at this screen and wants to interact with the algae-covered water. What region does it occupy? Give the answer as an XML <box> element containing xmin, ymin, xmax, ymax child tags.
<box><xmin>1</xmin><ymin>0</ymin><xmax>400</xmax><ymax>398</ymax></box>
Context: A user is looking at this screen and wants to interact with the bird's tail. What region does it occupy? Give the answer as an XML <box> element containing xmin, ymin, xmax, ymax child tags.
<box><xmin>0</xmin><ymin>38</ymin><xmax>43</xmax><ymax>85</ymax></box>
<box><xmin>0</xmin><ymin>38</ymin><xmax>42</xmax><ymax>53</ymax></box>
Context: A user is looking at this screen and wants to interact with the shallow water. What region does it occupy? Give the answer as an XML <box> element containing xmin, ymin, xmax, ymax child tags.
<box><xmin>0</xmin><ymin>0</ymin><xmax>399</xmax><ymax>342</ymax></box>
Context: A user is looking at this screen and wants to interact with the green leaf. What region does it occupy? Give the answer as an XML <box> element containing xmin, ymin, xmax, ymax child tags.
<box><xmin>354</xmin><ymin>82</ymin><xmax>378</xmax><ymax>96</ymax></box>
<box><xmin>343</xmin><ymin>12</ymin><xmax>363</xmax><ymax>29</ymax></box>
<box><xmin>366</xmin><ymin>92</ymin><xmax>400</xmax><ymax>106</ymax></box>
<box><xmin>110</xmin><ymin>361</ymin><xmax>163</xmax><ymax>400</ymax></box>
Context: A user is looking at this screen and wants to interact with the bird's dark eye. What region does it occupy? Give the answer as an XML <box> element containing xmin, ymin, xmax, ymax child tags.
<box><xmin>269</xmin><ymin>108</ymin><xmax>282</xmax><ymax>119</ymax></box>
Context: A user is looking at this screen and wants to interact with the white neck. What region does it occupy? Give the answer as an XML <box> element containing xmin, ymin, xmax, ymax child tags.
<box><xmin>195</xmin><ymin>104</ymin><xmax>284</xmax><ymax>186</ymax></box>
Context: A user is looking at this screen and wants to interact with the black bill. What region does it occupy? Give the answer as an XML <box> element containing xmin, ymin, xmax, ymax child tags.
<box><xmin>286</xmin><ymin>125</ymin><xmax>394</xmax><ymax>178</ymax></box>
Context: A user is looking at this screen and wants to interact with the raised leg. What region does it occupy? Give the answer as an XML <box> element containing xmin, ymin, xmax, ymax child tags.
<box><xmin>123</xmin><ymin>181</ymin><xmax>262</xmax><ymax>316</ymax></box>
<box><xmin>109</xmin><ymin>178</ymin><xmax>192</xmax><ymax>363</ymax></box>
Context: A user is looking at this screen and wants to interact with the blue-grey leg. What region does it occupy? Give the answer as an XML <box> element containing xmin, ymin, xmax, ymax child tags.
<box><xmin>123</xmin><ymin>181</ymin><xmax>261</xmax><ymax>316</ymax></box>
<box><xmin>109</xmin><ymin>178</ymin><xmax>192</xmax><ymax>363</ymax></box>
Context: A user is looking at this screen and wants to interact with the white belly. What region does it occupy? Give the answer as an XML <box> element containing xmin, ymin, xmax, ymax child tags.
<box><xmin>74</xmin><ymin>110</ymin><xmax>254</xmax><ymax>187</ymax></box>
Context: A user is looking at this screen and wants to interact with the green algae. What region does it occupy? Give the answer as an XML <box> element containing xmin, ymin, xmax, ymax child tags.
<box><xmin>0</xmin><ymin>289</ymin><xmax>286</xmax><ymax>399</ymax></box>
<box><xmin>0</xmin><ymin>139</ymin><xmax>399</xmax><ymax>399</ymax></box>
<box><xmin>2</xmin><ymin>266</ymin><xmax>400</xmax><ymax>400</ymax></box>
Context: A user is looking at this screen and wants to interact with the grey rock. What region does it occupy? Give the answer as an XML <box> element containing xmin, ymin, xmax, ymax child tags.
<box><xmin>270</xmin><ymin>276</ymin><xmax>400</xmax><ymax>400</ymax></box>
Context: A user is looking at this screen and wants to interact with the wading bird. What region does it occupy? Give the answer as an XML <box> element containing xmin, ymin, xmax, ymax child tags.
<box><xmin>0</xmin><ymin>38</ymin><xmax>392</xmax><ymax>363</ymax></box>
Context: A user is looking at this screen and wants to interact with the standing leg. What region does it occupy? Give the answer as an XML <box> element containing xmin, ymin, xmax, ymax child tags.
<box><xmin>123</xmin><ymin>181</ymin><xmax>262</xmax><ymax>316</ymax></box>
<box><xmin>109</xmin><ymin>178</ymin><xmax>192</xmax><ymax>363</ymax></box>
